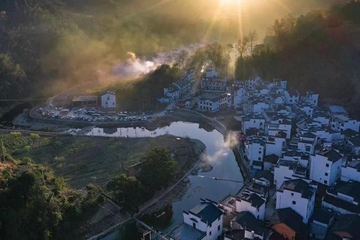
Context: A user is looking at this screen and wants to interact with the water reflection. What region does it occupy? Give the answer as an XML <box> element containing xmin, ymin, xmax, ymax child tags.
<box><xmin>94</xmin><ymin>122</ymin><xmax>243</xmax><ymax>238</ymax></box>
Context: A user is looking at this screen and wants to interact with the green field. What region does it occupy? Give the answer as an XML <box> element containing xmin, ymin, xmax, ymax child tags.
<box><xmin>2</xmin><ymin>132</ymin><xmax>198</xmax><ymax>189</ymax></box>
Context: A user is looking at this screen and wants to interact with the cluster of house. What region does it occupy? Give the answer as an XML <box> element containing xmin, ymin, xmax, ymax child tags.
<box><xmin>168</xmin><ymin>76</ymin><xmax>360</xmax><ymax>239</ymax></box>
<box><xmin>72</xmin><ymin>91</ymin><xmax>116</xmax><ymax>109</ymax></box>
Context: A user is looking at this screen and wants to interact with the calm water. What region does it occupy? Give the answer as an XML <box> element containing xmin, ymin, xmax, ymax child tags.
<box><xmin>88</xmin><ymin>122</ymin><xmax>243</xmax><ymax>239</ymax></box>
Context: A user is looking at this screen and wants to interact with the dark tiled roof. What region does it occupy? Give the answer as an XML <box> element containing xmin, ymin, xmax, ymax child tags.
<box><xmin>349</xmin><ymin>136</ymin><xmax>360</xmax><ymax>147</ymax></box>
<box><xmin>255</xmin><ymin>170</ymin><xmax>274</xmax><ymax>183</ymax></box>
<box><xmin>311</xmin><ymin>208</ymin><xmax>334</xmax><ymax>224</ymax></box>
<box><xmin>323</xmin><ymin>194</ymin><xmax>360</xmax><ymax>214</ymax></box>
<box><xmin>189</xmin><ymin>201</ymin><xmax>223</xmax><ymax>224</ymax></box>
<box><xmin>318</xmin><ymin>149</ymin><xmax>343</xmax><ymax>163</ymax></box>
<box><xmin>264</xmin><ymin>154</ymin><xmax>279</xmax><ymax>164</ymax></box>
<box><xmin>327</xmin><ymin>214</ymin><xmax>360</xmax><ymax>240</ymax></box>
<box><xmin>301</xmin><ymin>132</ymin><xmax>316</xmax><ymax>138</ymax></box>
<box><xmin>343</xmin><ymin>129</ymin><xmax>359</xmax><ymax>138</ymax></box>
<box><xmin>327</xmin><ymin>181</ymin><xmax>360</xmax><ymax>203</ymax></box>
<box><xmin>224</xmin><ymin>230</ymin><xmax>244</xmax><ymax>240</ymax></box>
<box><xmin>270</xmin><ymin>208</ymin><xmax>303</xmax><ymax>232</ymax></box>
<box><xmin>278</xmin><ymin>179</ymin><xmax>315</xmax><ymax>200</ymax></box>
<box><xmin>284</xmin><ymin>150</ymin><xmax>301</xmax><ymax>157</ymax></box>
<box><xmin>241</xmin><ymin>193</ymin><xmax>265</xmax><ymax>208</ymax></box>
<box><xmin>234</xmin><ymin>212</ymin><xmax>268</xmax><ymax>236</ymax></box>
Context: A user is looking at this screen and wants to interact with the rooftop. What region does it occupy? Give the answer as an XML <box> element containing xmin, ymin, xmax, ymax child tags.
<box><xmin>327</xmin><ymin>214</ymin><xmax>360</xmax><ymax>240</ymax></box>
<box><xmin>311</xmin><ymin>208</ymin><xmax>334</xmax><ymax>224</ymax></box>
<box><xmin>188</xmin><ymin>200</ymin><xmax>223</xmax><ymax>224</ymax></box>
<box><xmin>278</xmin><ymin>179</ymin><xmax>315</xmax><ymax>199</ymax></box>
<box><xmin>240</xmin><ymin>193</ymin><xmax>265</xmax><ymax>208</ymax></box>
<box><xmin>270</xmin><ymin>208</ymin><xmax>303</xmax><ymax>232</ymax></box>
<box><xmin>170</xmin><ymin>223</ymin><xmax>205</xmax><ymax>240</ymax></box>
<box><xmin>318</xmin><ymin>149</ymin><xmax>343</xmax><ymax>163</ymax></box>
<box><xmin>327</xmin><ymin>181</ymin><xmax>360</xmax><ymax>204</ymax></box>
<box><xmin>234</xmin><ymin>211</ymin><xmax>268</xmax><ymax>236</ymax></box>
<box><xmin>348</xmin><ymin>135</ymin><xmax>360</xmax><ymax>147</ymax></box>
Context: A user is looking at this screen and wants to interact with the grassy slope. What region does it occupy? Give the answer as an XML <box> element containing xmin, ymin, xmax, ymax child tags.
<box><xmin>4</xmin><ymin>133</ymin><xmax>196</xmax><ymax>189</ymax></box>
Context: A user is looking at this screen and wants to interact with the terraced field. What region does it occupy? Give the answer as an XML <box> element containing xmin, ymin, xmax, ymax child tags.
<box><xmin>2</xmin><ymin>133</ymin><xmax>200</xmax><ymax>189</ymax></box>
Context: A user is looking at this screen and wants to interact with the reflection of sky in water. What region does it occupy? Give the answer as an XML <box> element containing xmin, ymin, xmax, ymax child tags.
<box><xmin>91</xmin><ymin>122</ymin><xmax>243</xmax><ymax>234</ymax></box>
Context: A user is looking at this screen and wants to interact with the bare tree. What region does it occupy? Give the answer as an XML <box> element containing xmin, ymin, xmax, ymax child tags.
<box><xmin>248</xmin><ymin>30</ymin><xmax>258</xmax><ymax>54</ymax></box>
<box><xmin>236</xmin><ymin>35</ymin><xmax>250</xmax><ymax>59</ymax></box>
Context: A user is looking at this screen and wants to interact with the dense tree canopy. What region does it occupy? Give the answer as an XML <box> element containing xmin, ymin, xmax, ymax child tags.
<box><xmin>106</xmin><ymin>174</ymin><xmax>145</xmax><ymax>212</ymax></box>
<box><xmin>235</xmin><ymin>1</ymin><xmax>360</xmax><ymax>105</ymax></box>
<box><xmin>0</xmin><ymin>159</ymin><xmax>102</xmax><ymax>239</ymax></box>
<box><xmin>139</xmin><ymin>147</ymin><xmax>177</xmax><ymax>191</ymax></box>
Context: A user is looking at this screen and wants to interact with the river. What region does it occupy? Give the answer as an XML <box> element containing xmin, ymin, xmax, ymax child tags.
<box><xmin>86</xmin><ymin>121</ymin><xmax>243</xmax><ymax>239</ymax></box>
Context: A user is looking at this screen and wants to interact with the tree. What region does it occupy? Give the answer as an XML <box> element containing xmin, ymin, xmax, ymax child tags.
<box><xmin>106</xmin><ymin>174</ymin><xmax>144</xmax><ymax>212</ymax></box>
<box><xmin>236</xmin><ymin>35</ymin><xmax>250</xmax><ymax>59</ymax></box>
<box><xmin>138</xmin><ymin>148</ymin><xmax>177</xmax><ymax>191</ymax></box>
<box><xmin>248</xmin><ymin>30</ymin><xmax>258</xmax><ymax>54</ymax></box>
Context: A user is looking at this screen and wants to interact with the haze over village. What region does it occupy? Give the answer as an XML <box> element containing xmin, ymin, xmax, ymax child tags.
<box><xmin>1</xmin><ymin>0</ymin><xmax>360</xmax><ymax>240</ymax></box>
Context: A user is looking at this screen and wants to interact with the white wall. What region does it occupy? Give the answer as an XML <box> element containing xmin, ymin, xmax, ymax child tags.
<box><xmin>266</xmin><ymin>138</ymin><xmax>285</xmax><ymax>157</ymax></box>
<box><xmin>183</xmin><ymin>211</ymin><xmax>223</xmax><ymax>240</ymax></box>
<box><xmin>310</xmin><ymin>154</ymin><xmax>341</xmax><ymax>186</ymax></box>
<box><xmin>341</xmin><ymin>165</ymin><xmax>360</xmax><ymax>182</ymax></box>
<box><xmin>101</xmin><ymin>93</ymin><xmax>116</xmax><ymax>108</ymax></box>
<box><xmin>235</xmin><ymin>199</ymin><xmax>265</xmax><ymax>220</ymax></box>
<box><xmin>276</xmin><ymin>188</ymin><xmax>315</xmax><ymax>224</ymax></box>
<box><xmin>242</xmin><ymin>118</ymin><xmax>265</xmax><ymax>133</ymax></box>
<box><xmin>253</xmin><ymin>102</ymin><xmax>269</xmax><ymax>113</ymax></box>
<box><xmin>274</xmin><ymin>165</ymin><xmax>294</xmax><ymax>189</ymax></box>
<box><xmin>247</xmin><ymin>142</ymin><xmax>265</xmax><ymax>163</ymax></box>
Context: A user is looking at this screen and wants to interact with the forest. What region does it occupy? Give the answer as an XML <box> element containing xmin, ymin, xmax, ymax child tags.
<box><xmin>0</xmin><ymin>0</ymin><xmax>339</xmax><ymax>108</ymax></box>
<box><xmin>235</xmin><ymin>1</ymin><xmax>360</xmax><ymax>112</ymax></box>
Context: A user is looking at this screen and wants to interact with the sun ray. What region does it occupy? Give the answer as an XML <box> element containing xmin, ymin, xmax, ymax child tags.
<box><xmin>201</xmin><ymin>6</ymin><xmax>222</xmax><ymax>44</ymax></box>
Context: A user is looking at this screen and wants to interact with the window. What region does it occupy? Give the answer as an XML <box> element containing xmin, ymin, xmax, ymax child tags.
<box><xmin>193</xmin><ymin>223</ymin><xmax>196</xmax><ymax>228</ymax></box>
<box><xmin>218</xmin><ymin>225</ymin><xmax>220</xmax><ymax>231</ymax></box>
<box><xmin>292</xmin><ymin>201</ymin><xmax>296</xmax><ymax>205</ymax></box>
<box><xmin>209</xmin><ymin>231</ymin><xmax>212</xmax><ymax>236</ymax></box>
<box><xmin>291</xmin><ymin>193</ymin><xmax>294</xmax><ymax>196</ymax></box>
<box><xmin>326</xmin><ymin>163</ymin><xmax>329</xmax><ymax>167</ymax></box>
<box><xmin>324</xmin><ymin>180</ymin><xmax>328</xmax><ymax>184</ymax></box>
<box><xmin>325</xmin><ymin>173</ymin><xmax>328</xmax><ymax>176</ymax></box>
<box><xmin>258</xmin><ymin>157</ymin><xmax>261</xmax><ymax>160</ymax></box>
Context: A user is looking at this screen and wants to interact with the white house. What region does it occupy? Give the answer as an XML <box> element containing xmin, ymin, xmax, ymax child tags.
<box><xmin>299</xmin><ymin>104</ymin><xmax>314</xmax><ymax>118</ymax></box>
<box><xmin>312</xmin><ymin>112</ymin><xmax>331</xmax><ymax>126</ymax></box>
<box><xmin>341</xmin><ymin>160</ymin><xmax>360</xmax><ymax>182</ymax></box>
<box><xmin>230</xmin><ymin>211</ymin><xmax>269</xmax><ymax>240</ymax></box>
<box><xmin>302</xmin><ymin>91</ymin><xmax>319</xmax><ymax>107</ymax></box>
<box><xmin>266</xmin><ymin>119</ymin><xmax>292</xmax><ymax>139</ymax></box>
<box><xmin>183</xmin><ymin>199</ymin><xmax>224</xmax><ymax>240</ymax></box>
<box><xmin>242</xmin><ymin>113</ymin><xmax>266</xmax><ymax>134</ymax></box>
<box><xmin>297</xmin><ymin>132</ymin><xmax>317</xmax><ymax>155</ymax></box>
<box><xmin>276</xmin><ymin>179</ymin><xmax>317</xmax><ymax>224</ymax></box>
<box><xmin>346</xmin><ymin>135</ymin><xmax>360</xmax><ymax>155</ymax></box>
<box><xmin>163</xmin><ymin>84</ymin><xmax>180</xmax><ymax>99</ymax></box>
<box><xmin>235</xmin><ymin>193</ymin><xmax>266</xmax><ymax>220</ymax></box>
<box><xmin>101</xmin><ymin>91</ymin><xmax>116</xmax><ymax>108</ymax></box>
<box><xmin>310</xmin><ymin>149</ymin><xmax>343</xmax><ymax>186</ymax></box>
<box><xmin>198</xmin><ymin>94</ymin><xmax>227</xmax><ymax>112</ymax></box>
<box><xmin>284</xmin><ymin>90</ymin><xmax>300</xmax><ymax>104</ymax></box>
<box><xmin>201</xmin><ymin>76</ymin><xmax>227</xmax><ymax>92</ymax></box>
<box><xmin>274</xmin><ymin>160</ymin><xmax>309</xmax><ymax>190</ymax></box>
<box><xmin>233</xmin><ymin>87</ymin><xmax>246</xmax><ymax>108</ymax></box>
<box><xmin>309</xmin><ymin>209</ymin><xmax>335</xmax><ymax>240</ymax></box>
<box><xmin>331</xmin><ymin>115</ymin><xmax>360</xmax><ymax>133</ymax></box>
<box><xmin>265</xmin><ymin>136</ymin><xmax>286</xmax><ymax>157</ymax></box>
<box><xmin>322</xmin><ymin>181</ymin><xmax>360</xmax><ymax>215</ymax></box>
<box><xmin>245</xmin><ymin>138</ymin><xmax>265</xmax><ymax>170</ymax></box>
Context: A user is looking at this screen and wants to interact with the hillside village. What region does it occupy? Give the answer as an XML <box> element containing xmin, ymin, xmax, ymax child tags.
<box><xmin>158</xmin><ymin>68</ymin><xmax>360</xmax><ymax>240</ymax></box>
